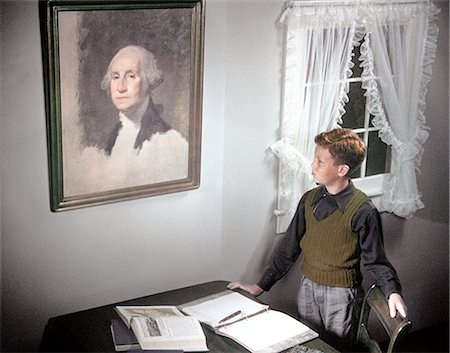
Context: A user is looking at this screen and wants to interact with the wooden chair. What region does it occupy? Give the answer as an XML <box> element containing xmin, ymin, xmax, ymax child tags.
<box><xmin>356</xmin><ymin>284</ymin><xmax>412</xmax><ymax>353</ymax></box>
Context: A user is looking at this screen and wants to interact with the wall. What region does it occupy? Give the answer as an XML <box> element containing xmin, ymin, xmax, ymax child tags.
<box><xmin>220</xmin><ymin>1</ymin><xmax>283</xmax><ymax>284</ymax></box>
<box><xmin>1</xmin><ymin>1</ymin><xmax>228</xmax><ymax>351</ymax></box>
<box><xmin>1</xmin><ymin>0</ymin><xmax>448</xmax><ymax>352</ymax></box>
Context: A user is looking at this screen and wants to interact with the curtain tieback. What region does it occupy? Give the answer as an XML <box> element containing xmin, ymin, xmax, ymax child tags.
<box><xmin>268</xmin><ymin>139</ymin><xmax>311</xmax><ymax>173</ymax></box>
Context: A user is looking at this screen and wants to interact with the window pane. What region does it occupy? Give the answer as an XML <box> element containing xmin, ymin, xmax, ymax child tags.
<box><xmin>349</xmin><ymin>132</ymin><xmax>364</xmax><ymax>179</ymax></box>
<box><xmin>349</xmin><ymin>164</ymin><xmax>362</xmax><ymax>179</ymax></box>
<box><xmin>352</xmin><ymin>45</ymin><xmax>363</xmax><ymax>77</ymax></box>
<box><xmin>341</xmin><ymin>81</ymin><xmax>365</xmax><ymax>129</ymax></box>
<box><xmin>369</xmin><ymin>113</ymin><xmax>377</xmax><ymax>128</ymax></box>
<box><xmin>369</xmin><ymin>114</ymin><xmax>374</xmax><ymax>127</ymax></box>
<box><xmin>366</xmin><ymin>131</ymin><xmax>388</xmax><ymax>176</ymax></box>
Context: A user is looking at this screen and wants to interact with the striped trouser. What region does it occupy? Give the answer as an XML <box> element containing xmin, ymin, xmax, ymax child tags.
<box><xmin>297</xmin><ymin>274</ymin><xmax>364</xmax><ymax>351</ymax></box>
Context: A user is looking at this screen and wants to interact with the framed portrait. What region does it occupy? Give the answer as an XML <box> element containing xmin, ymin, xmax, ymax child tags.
<box><xmin>39</xmin><ymin>0</ymin><xmax>205</xmax><ymax>211</ymax></box>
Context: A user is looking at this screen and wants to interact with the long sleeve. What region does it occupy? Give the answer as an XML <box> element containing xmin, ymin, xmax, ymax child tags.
<box><xmin>257</xmin><ymin>193</ymin><xmax>309</xmax><ymax>291</ymax></box>
<box><xmin>353</xmin><ymin>201</ymin><xmax>402</xmax><ymax>297</ymax></box>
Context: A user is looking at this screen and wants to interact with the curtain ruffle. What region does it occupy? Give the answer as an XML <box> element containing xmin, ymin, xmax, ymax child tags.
<box><xmin>358</xmin><ymin>2</ymin><xmax>439</xmax><ymax>218</ymax></box>
<box><xmin>359</xmin><ymin>3</ymin><xmax>440</xmax><ymax>157</ymax></box>
<box><xmin>335</xmin><ymin>25</ymin><xmax>360</xmax><ymax>127</ymax></box>
<box><xmin>269</xmin><ymin>139</ymin><xmax>311</xmax><ymax>174</ymax></box>
<box><xmin>379</xmin><ymin>175</ymin><xmax>425</xmax><ymax>218</ymax></box>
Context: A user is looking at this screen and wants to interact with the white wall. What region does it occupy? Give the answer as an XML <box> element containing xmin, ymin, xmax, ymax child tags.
<box><xmin>1</xmin><ymin>1</ymin><xmax>228</xmax><ymax>351</ymax></box>
<box><xmin>1</xmin><ymin>0</ymin><xmax>448</xmax><ymax>352</ymax></box>
<box><xmin>220</xmin><ymin>1</ymin><xmax>283</xmax><ymax>281</ymax></box>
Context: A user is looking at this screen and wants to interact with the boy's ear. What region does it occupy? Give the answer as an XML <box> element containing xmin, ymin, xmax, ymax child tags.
<box><xmin>337</xmin><ymin>164</ymin><xmax>350</xmax><ymax>177</ymax></box>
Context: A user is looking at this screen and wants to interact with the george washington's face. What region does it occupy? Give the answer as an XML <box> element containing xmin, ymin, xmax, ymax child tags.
<box><xmin>109</xmin><ymin>51</ymin><xmax>147</xmax><ymax>114</ymax></box>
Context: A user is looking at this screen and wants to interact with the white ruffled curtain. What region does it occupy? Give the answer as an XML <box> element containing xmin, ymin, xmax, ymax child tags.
<box><xmin>360</xmin><ymin>3</ymin><xmax>439</xmax><ymax>218</ymax></box>
<box><xmin>273</xmin><ymin>0</ymin><xmax>439</xmax><ymax>233</ymax></box>
<box><xmin>271</xmin><ymin>3</ymin><xmax>361</xmax><ymax>233</ymax></box>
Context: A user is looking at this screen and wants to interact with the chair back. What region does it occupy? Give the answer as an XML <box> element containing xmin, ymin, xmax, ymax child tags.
<box><xmin>357</xmin><ymin>284</ymin><xmax>412</xmax><ymax>353</ymax></box>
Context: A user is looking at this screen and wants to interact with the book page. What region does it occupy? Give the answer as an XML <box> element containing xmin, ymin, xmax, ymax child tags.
<box><xmin>115</xmin><ymin>305</ymin><xmax>184</xmax><ymax>327</ymax></box>
<box><xmin>180</xmin><ymin>291</ymin><xmax>268</xmax><ymax>328</ymax></box>
<box><xmin>217</xmin><ymin>310</ymin><xmax>318</xmax><ymax>353</ymax></box>
<box><xmin>131</xmin><ymin>316</ymin><xmax>203</xmax><ymax>338</ymax></box>
<box><xmin>130</xmin><ymin>316</ymin><xmax>208</xmax><ymax>351</ymax></box>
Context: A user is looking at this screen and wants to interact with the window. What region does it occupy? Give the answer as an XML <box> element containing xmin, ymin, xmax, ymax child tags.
<box><xmin>274</xmin><ymin>1</ymin><xmax>439</xmax><ymax>229</ymax></box>
<box><xmin>340</xmin><ymin>43</ymin><xmax>390</xmax><ymax>206</ymax></box>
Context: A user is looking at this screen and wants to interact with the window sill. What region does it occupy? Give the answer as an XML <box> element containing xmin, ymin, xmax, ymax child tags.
<box><xmin>352</xmin><ymin>173</ymin><xmax>388</xmax><ymax>210</ymax></box>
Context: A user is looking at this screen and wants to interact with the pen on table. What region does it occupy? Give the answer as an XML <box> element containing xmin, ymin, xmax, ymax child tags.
<box><xmin>218</xmin><ymin>310</ymin><xmax>242</xmax><ymax>324</ymax></box>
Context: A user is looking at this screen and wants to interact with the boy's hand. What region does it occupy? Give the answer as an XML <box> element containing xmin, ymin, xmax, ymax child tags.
<box><xmin>227</xmin><ymin>282</ymin><xmax>264</xmax><ymax>296</ymax></box>
<box><xmin>388</xmin><ymin>293</ymin><xmax>407</xmax><ymax>318</ymax></box>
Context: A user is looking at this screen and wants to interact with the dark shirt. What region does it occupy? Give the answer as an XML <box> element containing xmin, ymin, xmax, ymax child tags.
<box><xmin>257</xmin><ymin>181</ymin><xmax>402</xmax><ymax>298</ymax></box>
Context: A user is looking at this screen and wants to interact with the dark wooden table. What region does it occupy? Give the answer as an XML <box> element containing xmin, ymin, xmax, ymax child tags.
<box><xmin>39</xmin><ymin>280</ymin><xmax>339</xmax><ymax>352</ymax></box>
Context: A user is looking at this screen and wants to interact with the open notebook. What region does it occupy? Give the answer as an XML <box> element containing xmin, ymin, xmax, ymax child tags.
<box><xmin>180</xmin><ymin>290</ymin><xmax>318</xmax><ymax>353</ymax></box>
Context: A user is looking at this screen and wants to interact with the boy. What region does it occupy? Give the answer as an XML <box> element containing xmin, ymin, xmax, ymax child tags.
<box><xmin>228</xmin><ymin>128</ymin><xmax>407</xmax><ymax>350</ymax></box>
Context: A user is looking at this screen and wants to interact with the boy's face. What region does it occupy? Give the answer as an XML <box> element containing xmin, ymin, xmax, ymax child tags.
<box><xmin>311</xmin><ymin>145</ymin><xmax>346</xmax><ymax>186</ymax></box>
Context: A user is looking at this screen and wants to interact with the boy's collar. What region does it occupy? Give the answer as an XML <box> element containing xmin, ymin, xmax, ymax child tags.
<box><xmin>313</xmin><ymin>181</ymin><xmax>355</xmax><ymax>212</ymax></box>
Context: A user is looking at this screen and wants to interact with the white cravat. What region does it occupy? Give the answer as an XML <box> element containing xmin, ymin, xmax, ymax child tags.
<box><xmin>110</xmin><ymin>112</ymin><xmax>141</xmax><ymax>157</ymax></box>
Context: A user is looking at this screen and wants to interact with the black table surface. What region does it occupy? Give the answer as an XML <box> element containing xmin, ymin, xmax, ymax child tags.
<box><xmin>39</xmin><ymin>280</ymin><xmax>339</xmax><ymax>353</ymax></box>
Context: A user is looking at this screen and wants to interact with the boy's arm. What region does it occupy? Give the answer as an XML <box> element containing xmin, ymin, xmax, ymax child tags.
<box><xmin>256</xmin><ymin>194</ymin><xmax>307</xmax><ymax>291</ymax></box>
<box><xmin>227</xmin><ymin>283</ymin><xmax>264</xmax><ymax>296</ymax></box>
<box><xmin>354</xmin><ymin>201</ymin><xmax>407</xmax><ymax>316</ymax></box>
<box><xmin>229</xmin><ymin>192</ymin><xmax>309</xmax><ymax>295</ymax></box>
<box><xmin>355</xmin><ymin>202</ymin><xmax>402</xmax><ymax>294</ymax></box>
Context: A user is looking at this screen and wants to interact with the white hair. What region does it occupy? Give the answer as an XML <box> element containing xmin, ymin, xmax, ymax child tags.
<box><xmin>100</xmin><ymin>45</ymin><xmax>163</xmax><ymax>94</ymax></box>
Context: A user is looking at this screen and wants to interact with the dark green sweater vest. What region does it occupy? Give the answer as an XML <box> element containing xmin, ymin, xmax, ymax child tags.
<box><xmin>300</xmin><ymin>186</ymin><xmax>369</xmax><ymax>288</ymax></box>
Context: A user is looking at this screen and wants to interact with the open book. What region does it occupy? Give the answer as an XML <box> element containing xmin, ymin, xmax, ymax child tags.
<box><xmin>114</xmin><ymin>305</ymin><xmax>208</xmax><ymax>352</ymax></box>
<box><xmin>179</xmin><ymin>291</ymin><xmax>318</xmax><ymax>353</ymax></box>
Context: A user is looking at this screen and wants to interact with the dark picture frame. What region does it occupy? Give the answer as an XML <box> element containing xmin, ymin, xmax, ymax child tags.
<box><xmin>39</xmin><ymin>0</ymin><xmax>204</xmax><ymax>211</ymax></box>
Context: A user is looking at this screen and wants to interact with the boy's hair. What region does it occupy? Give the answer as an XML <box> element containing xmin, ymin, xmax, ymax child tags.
<box><xmin>315</xmin><ymin>128</ymin><xmax>366</xmax><ymax>174</ymax></box>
